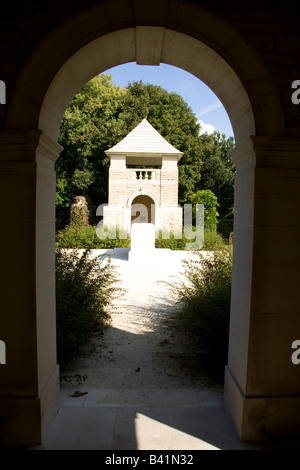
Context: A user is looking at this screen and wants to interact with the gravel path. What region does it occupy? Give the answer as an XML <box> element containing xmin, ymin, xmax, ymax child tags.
<box><xmin>59</xmin><ymin>248</ymin><xmax>223</xmax><ymax>407</ymax></box>
<box><xmin>43</xmin><ymin>248</ymin><xmax>263</xmax><ymax>450</ymax></box>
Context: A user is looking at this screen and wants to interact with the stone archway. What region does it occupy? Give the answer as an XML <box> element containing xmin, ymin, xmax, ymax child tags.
<box><xmin>131</xmin><ymin>194</ymin><xmax>156</xmax><ymax>225</ymax></box>
<box><xmin>2</xmin><ymin>1</ymin><xmax>300</xmax><ymax>447</ymax></box>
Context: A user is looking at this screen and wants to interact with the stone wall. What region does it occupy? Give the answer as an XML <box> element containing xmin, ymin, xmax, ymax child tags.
<box><xmin>108</xmin><ymin>164</ymin><xmax>179</xmax><ymax>209</ymax></box>
<box><xmin>108</xmin><ymin>168</ymin><xmax>161</xmax><ymax>207</ymax></box>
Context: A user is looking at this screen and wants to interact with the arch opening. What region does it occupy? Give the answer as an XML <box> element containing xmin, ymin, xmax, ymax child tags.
<box><xmin>33</xmin><ymin>26</ymin><xmax>259</xmax><ymax>441</ymax></box>
<box><xmin>30</xmin><ymin>24</ymin><xmax>260</xmax><ymax>423</ymax></box>
<box><xmin>131</xmin><ymin>194</ymin><xmax>156</xmax><ymax>225</ymax></box>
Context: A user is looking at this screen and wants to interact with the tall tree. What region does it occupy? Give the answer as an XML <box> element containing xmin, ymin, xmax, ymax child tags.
<box><xmin>56</xmin><ymin>76</ymin><xmax>204</xmax><ymax>214</ymax></box>
<box><xmin>196</xmin><ymin>132</ymin><xmax>235</xmax><ymax>219</ymax></box>
<box><xmin>56</xmin><ymin>74</ymin><xmax>126</xmax><ymax>214</ymax></box>
<box><xmin>56</xmin><ymin>74</ymin><xmax>235</xmax><ymax>226</ymax></box>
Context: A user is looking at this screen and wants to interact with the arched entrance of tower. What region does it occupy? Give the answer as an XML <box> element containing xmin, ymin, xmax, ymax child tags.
<box><xmin>131</xmin><ymin>194</ymin><xmax>156</xmax><ymax>225</ymax></box>
<box><xmin>4</xmin><ymin>0</ymin><xmax>288</xmax><ymax>446</ymax></box>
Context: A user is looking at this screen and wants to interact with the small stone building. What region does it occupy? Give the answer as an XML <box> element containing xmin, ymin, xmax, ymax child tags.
<box><xmin>103</xmin><ymin>118</ymin><xmax>183</xmax><ymax>235</ymax></box>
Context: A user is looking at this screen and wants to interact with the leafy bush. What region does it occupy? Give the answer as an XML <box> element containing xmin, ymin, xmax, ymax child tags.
<box><xmin>202</xmin><ymin>229</ymin><xmax>226</xmax><ymax>250</ymax></box>
<box><xmin>55</xmin><ymin>248</ymin><xmax>120</xmax><ymax>367</ymax></box>
<box><xmin>189</xmin><ymin>189</ymin><xmax>219</xmax><ymax>232</ymax></box>
<box><xmin>169</xmin><ymin>247</ymin><xmax>233</xmax><ymax>381</ymax></box>
<box><xmin>56</xmin><ymin>224</ymin><xmax>130</xmax><ymax>249</ymax></box>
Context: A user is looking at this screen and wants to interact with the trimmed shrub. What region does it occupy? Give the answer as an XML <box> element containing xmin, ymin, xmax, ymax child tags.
<box><xmin>155</xmin><ymin>230</ymin><xmax>186</xmax><ymax>250</ymax></box>
<box><xmin>155</xmin><ymin>227</ymin><xmax>226</xmax><ymax>251</ymax></box>
<box><xmin>56</xmin><ymin>224</ymin><xmax>226</xmax><ymax>251</ymax></box>
<box><xmin>55</xmin><ymin>248</ymin><xmax>120</xmax><ymax>367</ymax></box>
<box><xmin>56</xmin><ymin>224</ymin><xmax>130</xmax><ymax>249</ymax></box>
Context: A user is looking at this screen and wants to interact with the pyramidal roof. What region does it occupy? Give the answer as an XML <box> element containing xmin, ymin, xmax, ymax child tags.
<box><xmin>105</xmin><ymin>118</ymin><xmax>183</xmax><ymax>159</ymax></box>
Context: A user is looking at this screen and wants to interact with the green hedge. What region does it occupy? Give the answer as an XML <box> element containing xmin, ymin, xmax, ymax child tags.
<box><xmin>155</xmin><ymin>228</ymin><xmax>226</xmax><ymax>251</ymax></box>
<box><xmin>56</xmin><ymin>224</ymin><xmax>228</xmax><ymax>252</ymax></box>
<box><xmin>56</xmin><ymin>224</ymin><xmax>130</xmax><ymax>249</ymax></box>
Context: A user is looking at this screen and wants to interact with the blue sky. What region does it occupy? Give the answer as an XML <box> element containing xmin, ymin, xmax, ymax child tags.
<box><xmin>102</xmin><ymin>62</ymin><xmax>234</xmax><ymax>139</ymax></box>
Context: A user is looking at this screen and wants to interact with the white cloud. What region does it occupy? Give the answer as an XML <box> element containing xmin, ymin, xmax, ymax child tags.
<box><xmin>196</xmin><ymin>101</ymin><xmax>222</xmax><ymax>118</ymax></box>
<box><xmin>198</xmin><ymin>120</ymin><xmax>215</xmax><ymax>135</ymax></box>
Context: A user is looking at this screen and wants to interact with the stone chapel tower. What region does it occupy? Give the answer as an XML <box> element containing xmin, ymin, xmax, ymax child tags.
<box><xmin>103</xmin><ymin>118</ymin><xmax>183</xmax><ymax>235</ymax></box>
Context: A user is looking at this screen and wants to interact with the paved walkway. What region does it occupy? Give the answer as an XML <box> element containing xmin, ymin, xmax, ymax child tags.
<box><xmin>41</xmin><ymin>248</ymin><xmax>274</xmax><ymax>450</ymax></box>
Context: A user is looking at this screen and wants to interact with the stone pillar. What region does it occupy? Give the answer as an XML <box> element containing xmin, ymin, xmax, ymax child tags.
<box><xmin>0</xmin><ymin>130</ymin><xmax>61</xmax><ymax>447</ymax></box>
<box><xmin>224</xmin><ymin>136</ymin><xmax>300</xmax><ymax>442</ymax></box>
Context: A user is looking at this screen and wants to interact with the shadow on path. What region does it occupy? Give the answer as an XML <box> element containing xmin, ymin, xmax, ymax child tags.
<box><xmin>40</xmin><ymin>249</ymin><xmax>285</xmax><ymax>450</ymax></box>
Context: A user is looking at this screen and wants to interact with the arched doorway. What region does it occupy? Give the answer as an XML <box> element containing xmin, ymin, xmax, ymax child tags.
<box><xmin>3</xmin><ymin>1</ymin><xmax>298</xmax><ymax>447</ymax></box>
<box><xmin>131</xmin><ymin>194</ymin><xmax>156</xmax><ymax>225</ymax></box>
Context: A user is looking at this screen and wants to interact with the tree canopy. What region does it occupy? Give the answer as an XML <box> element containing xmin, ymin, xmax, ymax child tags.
<box><xmin>56</xmin><ymin>74</ymin><xmax>235</xmax><ymax>226</ymax></box>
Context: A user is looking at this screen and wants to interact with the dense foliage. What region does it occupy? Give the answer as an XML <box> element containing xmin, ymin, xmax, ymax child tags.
<box><xmin>189</xmin><ymin>189</ymin><xmax>219</xmax><ymax>232</ymax></box>
<box><xmin>55</xmin><ymin>248</ymin><xmax>120</xmax><ymax>366</ymax></box>
<box><xmin>197</xmin><ymin>132</ymin><xmax>235</xmax><ymax>219</ymax></box>
<box><xmin>168</xmin><ymin>246</ymin><xmax>233</xmax><ymax>381</ymax></box>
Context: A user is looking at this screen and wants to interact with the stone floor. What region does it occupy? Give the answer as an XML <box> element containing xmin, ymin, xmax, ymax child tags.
<box><xmin>38</xmin><ymin>248</ymin><xmax>296</xmax><ymax>450</ymax></box>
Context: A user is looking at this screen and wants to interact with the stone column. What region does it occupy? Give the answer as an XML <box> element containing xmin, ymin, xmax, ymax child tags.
<box><xmin>0</xmin><ymin>130</ymin><xmax>61</xmax><ymax>447</ymax></box>
<box><xmin>224</xmin><ymin>136</ymin><xmax>300</xmax><ymax>442</ymax></box>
